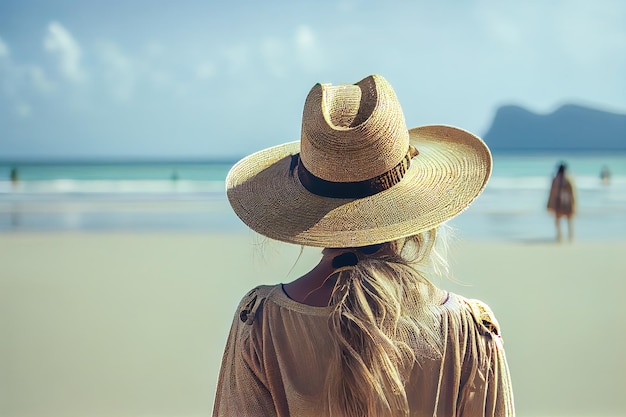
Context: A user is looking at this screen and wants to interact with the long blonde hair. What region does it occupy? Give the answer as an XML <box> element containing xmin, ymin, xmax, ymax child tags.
<box><xmin>325</xmin><ymin>229</ymin><xmax>447</xmax><ymax>417</ymax></box>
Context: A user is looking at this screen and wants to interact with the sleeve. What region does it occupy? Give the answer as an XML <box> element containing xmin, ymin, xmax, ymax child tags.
<box><xmin>212</xmin><ymin>289</ymin><xmax>277</xmax><ymax>417</ymax></box>
<box><xmin>462</xmin><ymin>299</ymin><xmax>515</xmax><ymax>417</ymax></box>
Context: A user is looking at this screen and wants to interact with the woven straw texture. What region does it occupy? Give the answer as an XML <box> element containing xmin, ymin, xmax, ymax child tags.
<box><xmin>301</xmin><ymin>75</ymin><xmax>409</xmax><ymax>182</ymax></box>
<box><xmin>226</xmin><ymin>75</ymin><xmax>492</xmax><ymax>248</ymax></box>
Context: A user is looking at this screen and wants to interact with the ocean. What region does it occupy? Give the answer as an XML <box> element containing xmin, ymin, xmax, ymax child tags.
<box><xmin>1</xmin><ymin>153</ymin><xmax>625</xmax><ymax>241</ymax></box>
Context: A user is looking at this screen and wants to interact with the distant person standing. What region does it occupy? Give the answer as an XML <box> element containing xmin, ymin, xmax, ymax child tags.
<box><xmin>600</xmin><ymin>165</ymin><xmax>611</xmax><ymax>185</ymax></box>
<box><xmin>547</xmin><ymin>162</ymin><xmax>576</xmax><ymax>242</ymax></box>
<box><xmin>10</xmin><ymin>167</ymin><xmax>19</xmax><ymax>184</ymax></box>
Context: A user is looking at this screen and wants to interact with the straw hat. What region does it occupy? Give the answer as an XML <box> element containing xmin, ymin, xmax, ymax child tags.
<box><xmin>226</xmin><ymin>75</ymin><xmax>492</xmax><ymax>248</ymax></box>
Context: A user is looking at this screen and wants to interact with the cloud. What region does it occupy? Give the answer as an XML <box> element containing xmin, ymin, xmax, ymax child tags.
<box><xmin>258</xmin><ymin>28</ymin><xmax>326</xmax><ymax>78</ymax></box>
<box><xmin>223</xmin><ymin>44</ymin><xmax>250</xmax><ymax>74</ymax></box>
<box><xmin>0</xmin><ymin>36</ymin><xmax>55</xmax><ymax>102</ymax></box>
<box><xmin>97</xmin><ymin>41</ymin><xmax>136</xmax><ymax>101</ymax></box>
<box><xmin>43</xmin><ymin>21</ymin><xmax>86</xmax><ymax>82</ymax></box>
<box><xmin>294</xmin><ymin>25</ymin><xmax>326</xmax><ymax>72</ymax></box>
<box><xmin>0</xmin><ymin>36</ymin><xmax>9</xmax><ymax>58</ymax></box>
<box><xmin>15</xmin><ymin>103</ymin><xmax>32</xmax><ymax>118</ymax></box>
<box><xmin>295</xmin><ymin>25</ymin><xmax>315</xmax><ymax>51</ymax></box>
<box><xmin>146</xmin><ymin>41</ymin><xmax>165</xmax><ymax>58</ymax></box>
<box><xmin>336</xmin><ymin>0</ymin><xmax>357</xmax><ymax>13</ymax></box>
<box><xmin>260</xmin><ymin>37</ymin><xmax>289</xmax><ymax>77</ymax></box>
<box><xmin>28</xmin><ymin>66</ymin><xmax>55</xmax><ymax>93</ymax></box>
<box><xmin>195</xmin><ymin>62</ymin><xmax>216</xmax><ymax>79</ymax></box>
<box><xmin>96</xmin><ymin>40</ymin><xmax>189</xmax><ymax>100</ymax></box>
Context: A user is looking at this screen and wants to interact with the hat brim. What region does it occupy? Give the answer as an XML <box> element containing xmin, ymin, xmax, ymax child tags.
<box><xmin>226</xmin><ymin>125</ymin><xmax>492</xmax><ymax>248</ymax></box>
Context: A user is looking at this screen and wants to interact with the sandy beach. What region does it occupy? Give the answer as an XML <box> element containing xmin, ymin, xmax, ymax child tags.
<box><xmin>1</xmin><ymin>232</ymin><xmax>625</xmax><ymax>417</ymax></box>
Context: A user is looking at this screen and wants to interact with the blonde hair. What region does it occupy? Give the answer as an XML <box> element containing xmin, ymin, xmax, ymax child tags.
<box><xmin>325</xmin><ymin>229</ymin><xmax>447</xmax><ymax>417</ymax></box>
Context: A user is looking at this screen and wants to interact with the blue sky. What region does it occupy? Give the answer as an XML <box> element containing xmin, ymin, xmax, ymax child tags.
<box><xmin>1</xmin><ymin>0</ymin><xmax>625</xmax><ymax>160</ymax></box>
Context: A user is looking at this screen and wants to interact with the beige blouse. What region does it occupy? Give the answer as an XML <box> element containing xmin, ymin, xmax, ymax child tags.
<box><xmin>213</xmin><ymin>284</ymin><xmax>514</xmax><ymax>417</ymax></box>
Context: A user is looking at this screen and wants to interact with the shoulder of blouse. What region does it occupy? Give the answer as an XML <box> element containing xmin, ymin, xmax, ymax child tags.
<box><xmin>238</xmin><ymin>283</ymin><xmax>336</xmax><ymax>324</ymax></box>
<box><xmin>462</xmin><ymin>297</ymin><xmax>503</xmax><ymax>341</ymax></box>
<box><xmin>236</xmin><ymin>285</ymin><xmax>276</xmax><ymax>325</ymax></box>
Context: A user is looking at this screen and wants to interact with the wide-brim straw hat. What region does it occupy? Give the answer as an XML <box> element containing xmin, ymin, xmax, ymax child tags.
<box><xmin>226</xmin><ymin>74</ymin><xmax>492</xmax><ymax>248</ymax></box>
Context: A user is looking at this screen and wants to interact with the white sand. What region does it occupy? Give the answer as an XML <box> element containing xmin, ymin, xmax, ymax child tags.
<box><xmin>1</xmin><ymin>232</ymin><xmax>624</xmax><ymax>416</ymax></box>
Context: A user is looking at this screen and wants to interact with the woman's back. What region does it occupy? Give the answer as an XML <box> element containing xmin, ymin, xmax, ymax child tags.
<box><xmin>213</xmin><ymin>284</ymin><xmax>513</xmax><ymax>416</ymax></box>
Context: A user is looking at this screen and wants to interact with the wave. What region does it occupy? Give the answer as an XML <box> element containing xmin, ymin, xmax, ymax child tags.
<box><xmin>0</xmin><ymin>179</ymin><xmax>225</xmax><ymax>196</ymax></box>
<box><xmin>3</xmin><ymin>175</ymin><xmax>625</xmax><ymax>193</ymax></box>
<box><xmin>486</xmin><ymin>175</ymin><xmax>626</xmax><ymax>191</ymax></box>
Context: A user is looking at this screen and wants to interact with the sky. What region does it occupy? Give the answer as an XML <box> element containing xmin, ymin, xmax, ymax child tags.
<box><xmin>0</xmin><ymin>0</ymin><xmax>625</xmax><ymax>160</ymax></box>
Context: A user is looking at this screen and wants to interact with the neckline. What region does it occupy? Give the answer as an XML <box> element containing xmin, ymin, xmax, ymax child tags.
<box><xmin>270</xmin><ymin>284</ymin><xmax>453</xmax><ymax>316</ymax></box>
<box><xmin>271</xmin><ymin>284</ymin><xmax>335</xmax><ymax>315</ymax></box>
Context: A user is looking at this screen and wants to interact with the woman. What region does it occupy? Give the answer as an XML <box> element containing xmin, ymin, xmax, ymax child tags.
<box><xmin>214</xmin><ymin>75</ymin><xmax>514</xmax><ymax>416</ymax></box>
<box><xmin>547</xmin><ymin>163</ymin><xmax>576</xmax><ymax>242</ymax></box>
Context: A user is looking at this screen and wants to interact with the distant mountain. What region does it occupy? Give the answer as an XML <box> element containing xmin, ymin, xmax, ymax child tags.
<box><xmin>482</xmin><ymin>104</ymin><xmax>626</xmax><ymax>151</ymax></box>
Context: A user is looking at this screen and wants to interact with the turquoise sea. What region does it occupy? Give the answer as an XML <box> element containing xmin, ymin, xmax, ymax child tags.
<box><xmin>1</xmin><ymin>153</ymin><xmax>625</xmax><ymax>241</ymax></box>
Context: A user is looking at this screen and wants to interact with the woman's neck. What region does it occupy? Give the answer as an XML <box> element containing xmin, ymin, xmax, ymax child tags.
<box><xmin>283</xmin><ymin>249</ymin><xmax>345</xmax><ymax>307</ymax></box>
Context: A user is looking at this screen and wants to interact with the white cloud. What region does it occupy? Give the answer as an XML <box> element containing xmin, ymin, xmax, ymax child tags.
<box><xmin>294</xmin><ymin>25</ymin><xmax>325</xmax><ymax>72</ymax></box>
<box><xmin>480</xmin><ymin>11</ymin><xmax>523</xmax><ymax>47</ymax></box>
<box><xmin>295</xmin><ymin>25</ymin><xmax>315</xmax><ymax>50</ymax></box>
<box><xmin>195</xmin><ymin>62</ymin><xmax>216</xmax><ymax>79</ymax></box>
<box><xmin>146</xmin><ymin>41</ymin><xmax>165</xmax><ymax>58</ymax></box>
<box><xmin>97</xmin><ymin>41</ymin><xmax>136</xmax><ymax>101</ymax></box>
<box><xmin>28</xmin><ymin>66</ymin><xmax>55</xmax><ymax>93</ymax></box>
<box><xmin>43</xmin><ymin>21</ymin><xmax>86</xmax><ymax>82</ymax></box>
<box><xmin>223</xmin><ymin>44</ymin><xmax>250</xmax><ymax>74</ymax></box>
<box><xmin>15</xmin><ymin>103</ymin><xmax>32</xmax><ymax>118</ymax></box>
<box><xmin>0</xmin><ymin>37</ymin><xmax>9</xmax><ymax>58</ymax></box>
<box><xmin>0</xmin><ymin>38</ymin><xmax>55</xmax><ymax>98</ymax></box>
<box><xmin>97</xmin><ymin>40</ymin><xmax>189</xmax><ymax>100</ymax></box>
<box><xmin>336</xmin><ymin>0</ymin><xmax>357</xmax><ymax>13</ymax></box>
<box><xmin>260</xmin><ymin>37</ymin><xmax>288</xmax><ymax>77</ymax></box>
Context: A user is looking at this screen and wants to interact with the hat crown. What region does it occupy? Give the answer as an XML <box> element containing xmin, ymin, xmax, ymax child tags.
<box><xmin>300</xmin><ymin>75</ymin><xmax>410</xmax><ymax>183</ymax></box>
